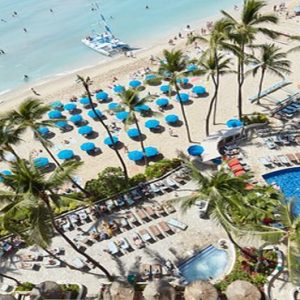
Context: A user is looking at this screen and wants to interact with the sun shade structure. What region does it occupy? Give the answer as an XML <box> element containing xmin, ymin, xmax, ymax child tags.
<box><xmin>127</xmin><ymin>128</ymin><xmax>141</xmax><ymax>138</ymax></box>
<box><xmin>156</xmin><ymin>98</ymin><xmax>169</xmax><ymax>107</ymax></box>
<box><xmin>129</xmin><ymin>80</ymin><xmax>142</xmax><ymax>88</ymax></box>
<box><xmin>55</xmin><ymin>121</ymin><xmax>68</xmax><ymax>128</ymax></box>
<box><xmin>80</xmin><ymin>142</ymin><xmax>95</xmax><ymax>152</ymax></box>
<box><xmin>113</xmin><ymin>85</ymin><xmax>125</xmax><ymax>93</ymax></box>
<box><xmin>48</xmin><ymin>110</ymin><xmax>63</xmax><ymax>119</ymax></box>
<box><xmin>226</xmin><ymin>119</ymin><xmax>243</xmax><ymax>128</ymax></box>
<box><xmin>88</xmin><ymin>109</ymin><xmax>102</xmax><ymax>118</ymax></box>
<box><xmin>51</xmin><ymin>101</ymin><xmax>63</xmax><ymax>109</ymax></box>
<box><xmin>128</xmin><ymin>150</ymin><xmax>144</xmax><ymax>161</ymax></box>
<box><xmin>143</xmin><ymin>280</ymin><xmax>176</xmax><ymax>300</ymax></box>
<box><xmin>187</xmin><ymin>64</ymin><xmax>198</xmax><ymax>72</ymax></box>
<box><xmin>64</xmin><ymin>103</ymin><xmax>77</xmax><ymax>111</ymax></box>
<box><xmin>116</xmin><ymin>111</ymin><xmax>129</xmax><ymax>121</ymax></box>
<box><xmin>57</xmin><ymin>149</ymin><xmax>74</xmax><ymax>160</ymax></box>
<box><xmin>108</xmin><ymin>102</ymin><xmax>121</xmax><ymax>110</ymax></box>
<box><xmin>37</xmin><ymin>127</ymin><xmax>49</xmax><ymax>135</ymax></box>
<box><xmin>187</xmin><ymin>145</ymin><xmax>205</xmax><ymax>156</ymax></box>
<box><xmin>192</xmin><ymin>85</ymin><xmax>206</xmax><ymax>95</ymax></box>
<box><xmin>184</xmin><ymin>280</ymin><xmax>218</xmax><ymax>300</ymax></box>
<box><xmin>69</xmin><ymin>114</ymin><xmax>83</xmax><ymax>124</ymax></box>
<box><xmin>134</xmin><ymin>104</ymin><xmax>150</xmax><ymax>112</ymax></box>
<box><xmin>176</xmin><ymin>93</ymin><xmax>189</xmax><ymax>103</ymax></box>
<box><xmin>0</xmin><ymin>170</ymin><xmax>12</xmax><ymax>183</ymax></box>
<box><xmin>145</xmin><ymin>146</ymin><xmax>159</xmax><ymax>157</ymax></box>
<box><xmin>165</xmin><ymin>114</ymin><xmax>179</xmax><ymax>123</ymax></box>
<box><xmin>160</xmin><ymin>84</ymin><xmax>170</xmax><ymax>93</ymax></box>
<box><xmin>80</xmin><ymin>97</ymin><xmax>90</xmax><ymax>105</ymax></box>
<box><xmin>34</xmin><ymin>157</ymin><xmax>49</xmax><ymax>168</ymax></box>
<box><xmin>225</xmin><ymin>280</ymin><xmax>261</xmax><ymax>300</ymax></box>
<box><xmin>78</xmin><ymin>125</ymin><xmax>93</xmax><ymax>135</ymax></box>
<box><xmin>145</xmin><ymin>119</ymin><xmax>160</xmax><ymax>129</ymax></box>
<box><xmin>104</xmin><ymin>136</ymin><xmax>119</xmax><ymax>146</ymax></box>
<box><xmin>96</xmin><ymin>91</ymin><xmax>109</xmax><ymax>101</ymax></box>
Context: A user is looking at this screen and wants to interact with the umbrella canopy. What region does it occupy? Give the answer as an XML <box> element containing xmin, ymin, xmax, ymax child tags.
<box><xmin>80</xmin><ymin>97</ymin><xmax>90</xmax><ymax>105</ymax></box>
<box><xmin>184</xmin><ymin>280</ymin><xmax>218</xmax><ymax>300</ymax></box>
<box><xmin>80</xmin><ymin>142</ymin><xmax>95</xmax><ymax>152</ymax></box>
<box><xmin>113</xmin><ymin>85</ymin><xmax>124</xmax><ymax>93</ymax></box>
<box><xmin>57</xmin><ymin>149</ymin><xmax>74</xmax><ymax>160</ymax></box>
<box><xmin>192</xmin><ymin>85</ymin><xmax>206</xmax><ymax>95</ymax></box>
<box><xmin>78</xmin><ymin>125</ymin><xmax>93</xmax><ymax>135</ymax></box>
<box><xmin>176</xmin><ymin>93</ymin><xmax>189</xmax><ymax>103</ymax></box>
<box><xmin>129</xmin><ymin>80</ymin><xmax>142</xmax><ymax>88</ymax></box>
<box><xmin>51</xmin><ymin>101</ymin><xmax>63</xmax><ymax>109</ymax></box>
<box><xmin>88</xmin><ymin>109</ymin><xmax>102</xmax><ymax>119</ymax></box>
<box><xmin>108</xmin><ymin>102</ymin><xmax>121</xmax><ymax>110</ymax></box>
<box><xmin>128</xmin><ymin>150</ymin><xmax>144</xmax><ymax>161</ymax></box>
<box><xmin>108</xmin><ymin>281</ymin><xmax>135</xmax><ymax>300</ymax></box>
<box><xmin>177</xmin><ymin>77</ymin><xmax>189</xmax><ymax>85</ymax></box>
<box><xmin>96</xmin><ymin>91</ymin><xmax>109</xmax><ymax>101</ymax></box>
<box><xmin>187</xmin><ymin>64</ymin><xmax>198</xmax><ymax>72</ymax></box>
<box><xmin>38</xmin><ymin>127</ymin><xmax>49</xmax><ymax>135</ymax></box>
<box><xmin>48</xmin><ymin>110</ymin><xmax>63</xmax><ymax>119</ymax></box>
<box><xmin>116</xmin><ymin>111</ymin><xmax>129</xmax><ymax>121</ymax></box>
<box><xmin>226</xmin><ymin>119</ymin><xmax>243</xmax><ymax>128</ymax></box>
<box><xmin>64</xmin><ymin>103</ymin><xmax>77</xmax><ymax>111</ymax></box>
<box><xmin>145</xmin><ymin>119</ymin><xmax>160</xmax><ymax>129</ymax></box>
<box><xmin>30</xmin><ymin>281</ymin><xmax>64</xmax><ymax>300</ymax></box>
<box><xmin>188</xmin><ymin>145</ymin><xmax>205</xmax><ymax>156</ymax></box>
<box><xmin>104</xmin><ymin>136</ymin><xmax>119</xmax><ymax>146</ymax></box>
<box><xmin>143</xmin><ymin>280</ymin><xmax>176</xmax><ymax>300</ymax></box>
<box><xmin>134</xmin><ymin>104</ymin><xmax>150</xmax><ymax>112</ymax></box>
<box><xmin>145</xmin><ymin>146</ymin><xmax>159</xmax><ymax>157</ymax></box>
<box><xmin>165</xmin><ymin>114</ymin><xmax>179</xmax><ymax>123</ymax></box>
<box><xmin>0</xmin><ymin>170</ymin><xmax>12</xmax><ymax>183</ymax></box>
<box><xmin>55</xmin><ymin>121</ymin><xmax>68</xmax><ymax>128</ymax></box>
<box><xmin>156</xmin><ymin>98</ymin><xmax>169</xmax><ymax>107</ymax></box>
<box><xmin>127</xmin><ymin>128</ymin><xmax>141</xmax><ymax>138</ymax></box>
<box><xmin>69</xmin><ymin>114</ymin><xmax>83</xmax><ymax>124</ymax></box>
<box><xmin>160</xmin><ymin>85</ymin><xmax>170</xmax><ymax>93</ymax></box>
<box><xmin>34</xmin><ymin>157</ymin><xmax>49</xmax><ymax>168</ymax></box>
<box><xmin>225</xmin><ymin>280</ymin><xmax>261</xmax><ymax>300</ymax></box>
<box><xmin>145</xmin><ymin>74</ymin><xmax>156</xmax><ymax>81</ymax></box>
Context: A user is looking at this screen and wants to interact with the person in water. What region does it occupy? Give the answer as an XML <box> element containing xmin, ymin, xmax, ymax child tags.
<box><xmin>23</xmin><ymin>28</ymin><xmax>27</xmax><ymax>33</ymax></box>
<box><xmin>50</xmin><ymin>8</ymin><xmax>54</xmax><ymax>13</ymax></box>
<box><xmin>145</xmin><ymin>5</ymin><xmax>149</xmax><ymax>9</ymax></box>
<box><xmin>24</xmin><ymin>75</ymin><xmax>29</xmax><ymax>81</ymax></box>
<box><xmin>0</xmin><ymin>49</ymin><xmax>5</xmax><ymax>55</ymax></box>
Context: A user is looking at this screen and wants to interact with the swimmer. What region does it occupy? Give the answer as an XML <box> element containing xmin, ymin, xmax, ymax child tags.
<box><xmin>23</xmin><ymin>28</ymin><xmax>27</xmax><ymax>33</ymax></box>
<box><xmin>0</xmin><ymin>49</ymin><xmax>5</xmax><ymax>54</ymax></box>
<box><xmin>24</xmin><ymin>75</ymin><xmax>29</xmax><ymax>81</ymax></box>
<box><xmin>1</xmin><ymin>18</ymin><xmax>7</xmax><ymax>23</ymax></box>
<box><xmin>50</xmin><ymin>8</ymin><xmax>54</xmax><ymax>13</ymax></box>
<box><xmin>145</xmin><ymin>5</ymin><xmax>149</xmax><ymax>9</ymax></box>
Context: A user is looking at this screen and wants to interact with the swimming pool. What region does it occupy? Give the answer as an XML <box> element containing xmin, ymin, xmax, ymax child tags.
<box><xmin>178</xmin><ymin>245</ymin><xmax>228</xmax><ymax>283</ymax></box>
<box><xmin>263</xmin><ymin>167</ymin><xmax>300</xmax><ymax>215</ymax></box>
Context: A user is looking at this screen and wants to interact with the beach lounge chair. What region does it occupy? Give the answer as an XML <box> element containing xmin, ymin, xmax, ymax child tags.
<box><xmin>277</xmin><ymin>155</ymin><xmax>291</xmax><ymax>165</ymax></box>
<box><xmin>153</xmin><ymin>204</ymin><xmax>165</xmax><ymax>216</ymax></box>
<box><xmin>167</xmin><ymin>218</ymin><xmax>188</xmax><ymax>231</ymax></box>
<box><xmin>119</xmin><ymin>238</ymin><xmax>130</xmax><ymax>252</ymax></box>
<box><xmin>258</xmin><ymin>157</ymin><xmax>274</xmax><ymax>167</ymax></box>
<box><xmin>127</xmin><ymin>212</ymin><xmax>139</xmax><ymax>226</ymax></box>
<box><xmin>44</xmin><ymin>258</ymin><xmax>61</xmax><ymax>268</ymax></box>
<box><xmin>286</xmin><ymin>153</ymin><xmax>298</xmax><ymax>164</ymax></box>
<box><xmin>132</xmin><ymin>234</ymin><xmax>144</xmax><ymax>249</ymax></box>
<box><xmin>134</xmin><ymin>208</ymin><xmax>148</xmax><ymax>222</ymax></box>
<box><xmin>72</xmin><ymin>257</ymin><xmax>86</xmax><ymax>269</ymax></box>
<box><xmin>139</xmin><ymin>229</ymin><xmax>152</xmax><ymax>242</ymax></box>
<box><xmin>163</xmin><ymin>204</ymin><xmax>176</xmax><ymax>214</ymax></box>
<box><xmin>19</xmin><ymin>262</ymin><xmax>37</xmax><ymax>270</ymax></box>
<box><xmin>158</xmin><ymin>221</ymin><xmax>173</xmax><ymax>235</ymax></box>
<box><xmin>295</xmin><ymin>153</ymin><xmax>300</xmax><ymax>161</ymax></box>
<box><xmin>149</xmin><ymin>225</ymin><xmax>162</xmax><ymax>240</ymax></box>
<box><xmin>20</xmin><ymin>253</ymin><xmax>39</xmax><ymax>262</ymax></box>
<box><xmin>149</xmin><ymin>182</ymin><xmax>162</xmax><ymax>194</ymax></box>
<box><xmin>264</xmin><ymin>138</ymin><xmax>277</xmax><ymax>149</ymax></box>
<box><xmin>124</xmin><ymin>194</ymin><xmax>134</xmax><ymax>206</ymax></box>
<box><xmin>108</xmin><ymin>241</ymin><xmax>119</xmax><ymax>255</ymax></box>
<box><xmin>164</xmin><ymin>177</ymin><xmax>178</xmax><ymax>189</ymax></box>
<box><xmin>144</xmin><ymin>206</ymin><xmax>156</xmax><ymax>219</ymax></box>
<box><xmin>152</xmin><ymin>264</ymin><xmax>162</xmax><ymax>278</ymax></box>
<box><xmin>141</xmin><ymin>264</ymin><xmax>151</xmax><ymax>280</ymax></box>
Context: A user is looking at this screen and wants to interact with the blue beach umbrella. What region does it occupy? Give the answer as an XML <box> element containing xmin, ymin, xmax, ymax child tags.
<box><xmin>134</xmin><ymin>104</ymin><xmax>150</xmax><ymax>112</ymax></box>
<box><xmin>88</xmin><ymin>109</ymin><xmax>102</xmax><ymax>119</ymax></box>
<box><xmin>145</xmin><ymin>146</ymin><xmax>159</xmax><ymax>157</ymax></box>
<box><xmin>145</xmin><ymin>74</ymin><xmax>156</xmax><ymax>81</ymax></box>
<box><xmin>80</xmin><ymin>142</ymin><xmax>95</xmax><ymax>152</ymax></box>
<box><xmin>69</xmin><ymin>114</ymin><xmax>83</xmax><ymax>124</ymax></box>
<box><xmin>64</xmin><ymin>103</ymin><xmax>77</xmax><ymax>111</ymax></box>
<box><xmin>78</xmin><ymin>125</ymin><xmax>93</xmax><ymax>135</ymax></box>
<box><xmin>48</xmin><ymin>110</ymin><xmax>63</xmax><ymax>119</ymax></box>
<box><xmin>192</xmin><ymin>86</ymin><xmax>206</xmax><ymax>95</ymax></box>
<box><xmin>129</xmin><ymin>80</ymin><xmax>142</xmax><ymax>88</ymax></box>
<box><xmin>145</xmin><ymin>119</ymin><xmax>160</xmax><ymax>129</ymax></box>
<box><xmin>187</xmin><ymin>145</ymin><xmax>205</xmax><ymax>156</ymax></box>
<box><xmin>0</xmin><ymin>170</ymin><xmax>12</xmax><ymax>183</ymax></box>
<box><xmin>127</xmin><ymin>128</ymin><xmax>141</xmax><ymax>138</ymax></box>
<box><xmin>226</xmin><ymin>119</ymin><xmax>243</xmax><ymax>128</ymax></box>
<box><xmin>128</xmin><ymin>150</ymin><xmax>144</xmax><ymax>161</ymax></box>
<box><xmin>177</xmin><ymin>77</ymin><xmax>189</xmax><ymax>85</ymax></box>
<box><xmin>57</xmin><ymin>149</ymin><xmax>74</xmax><ymax>160</ymax></box>
<box><xmin>51</xmin><ymin>101</ymin><xmax>63</xmax><ymax>109</ymax></box>
<box><xmin>116</xmin><ymin>111</ymin><xmax>129</xmax><ymax>121</ymax></box>
<box><xmin>96</xmin><ymin>91</ymin><xmax>109</xmax><ymax>101</ymax></box>
<box><xmin>187</xmin><ymin>64</ymin><xmax>198</xmax><ymax>72</ymax></box>
<box><xmin>160</xmin><ymin>85</ymin><xmax>170</xmax><ymax>93</ymax></box>
<box><xmin>34</xmin><ymin>157</ymin><xmax>49</xmax><ymax>168</ymax></box>
<box><xmin>176</xmin><ymin>93</ymin><xmax>189</xmax><ymax>103</ymax></box>
<box><xmin>113</xmin><ymin>85</ymin><xmax>124</xmax><ymax>93</ymax></box>
<box><xmin>80</xmin><ymin>97</ymin><xmax>90</xmax><ymax>105</ymax></box>
<box><xmin>38</xmin><ymin>127</ymin><xmax>49</xmax><ymax>135</ymax></box>
<box><xmin>165</xmin><ymin>114</ymin><xmax>179</xmax><ymax>124</ymax></box>
<box><xmin>156</xmin><ymin>98</ymin><xmax>169</xmax><ymax>107</ymax></box>
<box><xmin>104</xmin><ymin>136</ymin><xmax>119</xmax><ymax>146</ymax></box>
<box><xmin>108</xmin><ymin>102</ymin><xmax>121</xmax><ymax>110</ymax></box>
<box><xmin>55</xmin><ymin>121</ymin><xmax>68</xmax><ymax>129</ymax></box>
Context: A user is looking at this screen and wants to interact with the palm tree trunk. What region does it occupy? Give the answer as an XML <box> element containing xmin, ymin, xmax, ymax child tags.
<box><xmin>84</xmin><ymin>85</ymin><xmax>129</xmax><ymax>182</ymax></box>
<box><xmin>257</xmin><ymin>68</ymin><xmax>265</xmax><ymax>104</ymax></box>
<box><xmin>206</xmin><ymin>76</ymin><xmax>218</xmax><ymax>136</ymax></box>
<box><xmin>175</xmin><ymin>83</ymin><xmax>192</xmax><ymax>143</ymax></box>
<box><xmin>0</xmin><ymin>273</ymin><xmax>21</xmax><ymax>285</ymax></box>
<box><xmin>133</xmin><ymin>114</ymin><xmax>148</xmax><ymax>165</ymax></box>
<box><xmin>237</xmin><ymin>45</ymin><xmax>245</xmax><ymax>120</ymax></box>
<box><xmin>43</xmin><ymin>198</ymin><xmax>113</xmax><ymax>280</ymax></box>
<box><xmin>212</xmin><ymin>51</ymin><xmax>220</xmax><ymax>125</ymax></box>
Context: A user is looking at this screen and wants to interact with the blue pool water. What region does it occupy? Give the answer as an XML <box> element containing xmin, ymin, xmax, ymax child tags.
<box><xmin>179</xmin><ymin>245</ymin><xmax>228</xmax><ymax>282</ymax></box>
<box><xmin>0</xmin><ymin>0</ymin><xmax>240</xmax><ymax>94</ymax></box>
<box><xmin>263</xmin><ymin>167</ymin><xmax>300</xmax><ymax>216</ymax></box>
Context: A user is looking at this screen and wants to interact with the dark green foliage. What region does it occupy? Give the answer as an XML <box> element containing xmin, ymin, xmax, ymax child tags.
<box><xmin>15</xmin><ymin>282</ymin><xmax>35</xmax><ymax>292</ymax></box>
<box><xmin>145</xmin><ymin>158</ymin><xmax>181</xmax><ymax>179</ymax></box>
<box><xmin>241</xmin><ymin>112</ymin><xmax>269</xmax><ymax>125</ymax></box>
<box><xmin>129</xmin><ymin>173</ymin><xmax>147</xmax><ymax>186</ymax></box>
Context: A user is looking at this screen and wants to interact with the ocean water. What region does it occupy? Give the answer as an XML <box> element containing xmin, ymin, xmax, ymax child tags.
<box><xmin>0</xmin><ymin>0</ymin><xmax>239</xmax><ymax>94</ymax></box>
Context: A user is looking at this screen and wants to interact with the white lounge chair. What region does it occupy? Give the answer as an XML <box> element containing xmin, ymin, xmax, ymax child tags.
<box><xmin>167</xmin><ymin>218</ymin><xmax>188</xmax><ymax>230</ymax></box>
<box><xmin>108</xmin><ymin>241</ymin><xmax>119</xmax><ymax>255</ymax></box>
<box><xmin>259</xmin><ymin>157</ymin><xmax>274</xmax><ymax>167</ymax></box>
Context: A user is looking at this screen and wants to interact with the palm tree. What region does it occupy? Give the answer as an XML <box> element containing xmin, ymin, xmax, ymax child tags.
<box><xmin>5</xmin><ymin>99</ymin><xmax>88</xmax><ymax>196</ymax></box>
<box><xmin>117</xmin><ymin>88</ymin><xmax>148</xmax><ymax>165</ymax></box>
<box><xmin>0</xmin><ymin>159</ymin><xmax>113</xmax><ymax>280</ymax></box>
<box><xmin>158</xmin><ymin>49</ymin><xmax>192</xmax><ymax>142</ymax></box>
<box><xmin>221</xmin><ymin>0</ymin><xmax>278</xmax><ymax>119</ymax></box>
<box><xmin>76</xmin><ymin>75</ymin><xmax>129</xmax><ymax>182</ymax></box>
<box><xmin>198</xmin><ymin>52</ymin><xmax>232</xmax><ymax>136</ymax></box>
<box><xmin>248</xmin><ymin>43</ymin><xmax>291</xmax><ymax>103</ymax></box>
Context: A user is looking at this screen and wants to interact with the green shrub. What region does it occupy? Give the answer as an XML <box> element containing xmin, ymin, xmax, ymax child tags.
<box><xmin>129</xmin><ymin>173</ymin><xmax>147</xmax><ymax>186</ymax></box>
<box><xmin>145</xmin><ymin>158</ymin><xmax>181</xmax><ymax>179</ymax></box>
<box><xmin>16</xmin><ymin>282</ymin><xmax>35</xmax><ymax>292</ymax></box>
<box><xmin>61</xmin><ymin>284</ymin><xmax>80</xmax><ymax>298</ymax></box>
<box><xmin>144</xmin><ymin>78</ymin><xmax>162</xmax><ymax>86</ymax></box>
<box><xmin>241</xmin><ymin>112</ymin><xmax>269</xmax><ymax>125</ymax></box>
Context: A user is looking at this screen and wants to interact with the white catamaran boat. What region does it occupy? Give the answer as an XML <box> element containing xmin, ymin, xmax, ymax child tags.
<box><xmin>82</xmin><ymin>14</ymin><xmax>129</xmax><ymax>56</ymax></box>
